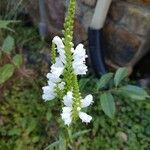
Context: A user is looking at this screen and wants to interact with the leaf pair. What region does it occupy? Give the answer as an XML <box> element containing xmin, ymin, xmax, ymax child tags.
<box><xmin>97</xmin><ymin>67</ymin><xmax>129</xmax><ymax>90</ymax></box>
<box><xmin>99</xmin><ymin>67</ymin><xmax>149</xmax><ymax>119</ymax></box>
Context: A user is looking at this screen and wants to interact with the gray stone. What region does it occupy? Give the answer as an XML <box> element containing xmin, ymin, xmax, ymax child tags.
<box><xmin>24</xmin><ymin>0</ymin><xmax>150</xmax><ymax>68</ymax></box>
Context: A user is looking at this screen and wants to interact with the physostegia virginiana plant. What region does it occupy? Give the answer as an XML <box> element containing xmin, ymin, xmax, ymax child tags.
<box><xmin>42</xmin><ymin>1</ymin><xmax>93</xmax><ymax>146</ymax></box>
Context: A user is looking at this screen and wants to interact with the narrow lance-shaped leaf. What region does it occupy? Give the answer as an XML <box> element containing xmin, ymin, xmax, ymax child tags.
<box><xmin>0</xmin><ymin>64</ymin><xmax>15</xmax><ymax>84</ymax></box>
<box><xmin>0</xmin><ymin>20</ymin><xmax>19</xmax><ymax>31</ymax></box>
<box><xmin>44</xmin><ymin>141</ymin><xmax>60</xmax><ymax>150</ymax></box>
<box><xmin>2</xmin><ymin>35</ymin><xmax>15</xmax><ymax>54</ymax></box>
<box><xmin>97</xmin><ymin>73</ymin><xmax>114</xmax><ymax>89</ymax></box>
<box><xmin>100</xmin><ymin>92</ymin><xmax>116</xmax><ymax>118</ymax></box>
<box><xmin>118</xmin><ymin>85</ymin><xmax>149</xmax><ymax>100</ymax></box>
<box><xmin>114</xmin><ymin>67</ymin><xmax>128</xmax><ymax>87</ymax></box>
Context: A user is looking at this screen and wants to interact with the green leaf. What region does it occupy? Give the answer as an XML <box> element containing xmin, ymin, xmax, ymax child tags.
<box><xmin>27</xmin><ymin>118</ymin><xmax>37</xmax><ymax>134</ymax></box>
<box><xmin>97</xmin><ymin>73</ymin><xmax>114</xmax><ymax>89</ymax></box>
<box><xmin>114</xmin><ymin>67</ymin><xmax>128</xmax><ymax>87</ymax></box>
<box><xmin>100</xmin><ymin>92</ymin><xmax>116</xmax><ymax>118</ymax></box>
<box><xmin>72</xmin><ymin>129</ymin><xmax>91</xmax><ymax>139</ymax></box>
<box><xmin>12</xmin><ymin>54</ymin><xmax>23</xmax><ymax>67</ymax></box>
<box><xmin>58</xmin><ymin>136</ymin><xmax>66</xmax><ymax>150</ymax></box>
<box><xmin>32</xmin><ymin>136</ymin><xmax>40</xmax><ymax>143</ymax></box>
<box><xmin>0</xmin><ymin>20</ymin><xmax>11</xmax><ymax>29</ymax></box>
<box><xmin>119</xmin><ymin>85</ymin><xmax>149</xmax><ymax>100</ymax></box>
<box><xmin>46</xmin><ymin>111</ymin><xmax>52</xmax><ymax>121</ymax></box>
<box><xmin>0</xmin><ymin>64</ymin><xmax>15</xmax><ymax>84</ymax></box>
<box><xmin>8</xmin><ymin>128</ymin><xmax>21</xmax><ymax>136</ymax></box>
<box><xmin>0</xmin><ymin>20</ymin><xmax>18</xmax><ymax>31</ymax></box>
<box><xmin>44</xmin><ymin>141</ymin><xmax>60</xmax><ymax>150</ymax></box>
<box><xmin>79</xmin><ymin>78</ymin><xmax>90</xmax><ymax>91</ymax></box>
<box><xmin>2</xmin><ymin>35</ymin><xmax>15</xmax><ymax>54</ymax></box>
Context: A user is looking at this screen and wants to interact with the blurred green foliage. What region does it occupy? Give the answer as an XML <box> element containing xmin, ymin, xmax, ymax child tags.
<box><xmin>0</xmin><ymin>75</ymin><xmax>150</xmax><ymax>150</ymax></box>
<box><xmin>78</xmin><ymin>76</ymin><xmax>150</xmax><ymax>149</ymax></box>
<box><xmin>0</xmin><ymin>7</ymin><xmax>149</xmax><ymax>149</ymax></box>
<box><xmin>0</xmin><ymin>79</ymin><xmax>59</xmax><ymax>150</ymax></box>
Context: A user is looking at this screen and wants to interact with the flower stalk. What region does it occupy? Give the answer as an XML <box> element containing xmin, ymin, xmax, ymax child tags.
<box><xmin>42</xmin><ymin>1</ymin><xmax>93</xmax><ymax>148</ymax></box>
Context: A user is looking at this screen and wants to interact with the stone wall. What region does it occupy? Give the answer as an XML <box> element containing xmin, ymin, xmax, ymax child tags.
<box><xmin>24</xmin><ymin>0</ymin><xmax>150</xmax><ymax>68</ymax></box>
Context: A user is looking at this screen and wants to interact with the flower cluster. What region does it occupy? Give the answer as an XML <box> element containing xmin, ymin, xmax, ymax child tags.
<box><xmin>61</xmin><ymin>91</ymin><xmax>93</xmax><ymax>125</ymax></box>
<box><xmin>72</xmin><ymin>44</ymin><xmax>88</xmax><ymax>75</ymax></box>
<box><xmin>42</xmin><ymin>0</ymin><xmax>93</xmax><ymax>126</ymax></box>
<box><xmin>42</xmin><ymin>37</ymin><xmax>65</xmax><ymax>101</ymax></box>
<box><xmin>42</xmin><ymin>36</ymin><xmax>93</xmax><ymax>125</ymax></box>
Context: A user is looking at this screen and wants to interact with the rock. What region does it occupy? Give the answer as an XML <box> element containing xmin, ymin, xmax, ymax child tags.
<box><xmin>109</xmin><ymin>1</ymin><xmax>150</xmax><ymax>36</ymax></box>
<box><xmin>24</xmin><ymin>0</ymin><xmax>150</xmax><ymax>68</ymax></box>
<box><xmin>103</xmin><ymin>21</ymin><xmax>141</xmax><ymax>66</ymax></box>
<box><xmin>46</xmin><ymin>0</ymin><xmax>65</xmax><ymax>29</ymax></box>
<box><xmin>74</xmin><ymin>19</ymin><xmax>87</xmax><ymax>45</ymax></box>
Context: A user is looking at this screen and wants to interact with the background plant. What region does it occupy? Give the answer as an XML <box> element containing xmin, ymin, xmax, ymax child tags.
<box><xmin>0</xmin><ymin>22</ymin><xmax>23</xmax><ymax>85</ymax></box>
<box><xmin>94</xmin><ymin>67</ymin><xmax>149</xmax><ymax>118</ymax></box>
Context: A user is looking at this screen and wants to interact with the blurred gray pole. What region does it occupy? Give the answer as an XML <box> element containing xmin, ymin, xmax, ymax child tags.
<box><xmin>38</xmin><ymin>0</ymin><xmax>48</xmax><ymax>40</ymax></box>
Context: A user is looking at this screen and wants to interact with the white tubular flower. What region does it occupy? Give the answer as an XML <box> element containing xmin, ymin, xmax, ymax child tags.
<box><xmin>42</xmin><ymin>93</ymin><xmax>56</xmax><ymax>101</ymax></box>
<box><xmin>73</xmin><ymin>44</ymin><xmax>87</xmax><ymax>60</ymax></box>
<box><xmin>42</xmin><ymin>85</ymin><xmax>56</xmax><ymax>101</ymax></box>
<box><xmin>61</xmin><ymin>91</ymin><xmax>73</xmax><ymax>125</ymax></box>
<box><xmin>47</xmin><ymin>74</ymin><xmax>61</xmax><ymax>84</ymax></box>
<box><xmin>61</xmin><ymin>107</ymin><xmax>72</xmax><ymax>126</ymax></box>
<box><xmin>73</xmin><ymin>61</ymin><xmax>88</xmax><ymax>75</ymax></box>
<box><xmin>63</xmin><ymin>91</ymin><xmax>73</xmax><ymax>107</ymax></box>
<box><xmin>52</xmin><ymin>36</ymin><xmax>64</xmax><ymax>49</ymax></box>
<box><xmin>81</xmin><ymin>94</ymin><xmax>93</xmax><ymax>108</ymax></box>
<box><xmin>42</xmin><ymin>57</ymin><xmax>65</xmax><ymax>101</ymax></box>
<box><xmin>51</xmin><ymin>57</ymin><xmax>64</xmax><ymax>77</ymax></box>
<box><xmin>79</xmin><ymin>112</ymin><xmax>92</xmax><ymax>123</ymax></box>
<box><xmin>52</xmin><ymin>36</ymin><xmax>66</xmax><ymax>63</ymax></box>
<box><xmin>73</xmin><ymin>44</ymin><xmax>88</xmax><ymax>75</ymax></box>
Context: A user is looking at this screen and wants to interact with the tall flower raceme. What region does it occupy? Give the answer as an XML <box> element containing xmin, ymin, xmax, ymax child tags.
<box><xmin>42</xmin><ymin>0</ymin><xmax>93</xmax><ymax>126</ymax></box>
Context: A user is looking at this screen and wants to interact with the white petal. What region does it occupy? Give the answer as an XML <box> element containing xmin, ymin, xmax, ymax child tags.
<box><xmin>61</xmin><ymin>112</ymin><xmax>71</xmax><ymax>119</ymax></box>
<box><xmin>61</xmin><ymin>113</ymin><xmax>72</xmax><ymax>126</ymax></box>
<box><xmin>81</xmin><ymin>94</ymin><xmax>93</xmax><ymax>108</ymax></box>
<box><xmin>42</xmin><ymin>85</ymin><xmax>55</xmax><ymax>94</ymax></box>
<box><xmin>51</xmin><ymin>59</ymin><xmax>64</xmax><ymax>77</ymax></box>
<box><xmin>62</xmin><ymin>107</ymin><xmax>72</xmax><ymax>113</ymax></box>
<box><xmin>63</xmin><ymin>91</ymin><xmax>73</xmax><ymax>107</ymax></box>
<box><xmin>73</xmin><ymin>62</ymin><xmax>88</xmax><ymax>75</ymax></box>
<box><xmin>47</xmin><ymin>73</ymin><xmax>61</xmax><ymax>83</ymax></box>
<box><xmin>52</xmin><ymin>36</ymin><xmax>64</xmax><ymax>49</ymax></box>
<box><xmin>52</xmin><ymin>57</ymin><xmax>64</xmax><ymax>68</ymax></box>
<box><xmin>74</xmin><ymin>44</ymin><xmax>84</xmax><ymax>54</ymax></box>
<box><xmin>42</xmin><ymin>93</ymin><xmax>56</xmax><ymax>101</ymax></box>
<box><xmin>61</xmin><ymin>107</ymin><xmax>72</xmax><ymax>125</ymax></box>
<box><xmin>79</xmin><ymin>112</ymin><xmax>92</xmax><ymax>123</ymax></box>
<box><xmin>51</xmin><ymin>67</ymin><xmax>64</xmax><ymax>77</ymax></box>
<box><xmin>58</xmin><ymin>82</ymin><xmax>65</xmax><ymax>90</ymax></box>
